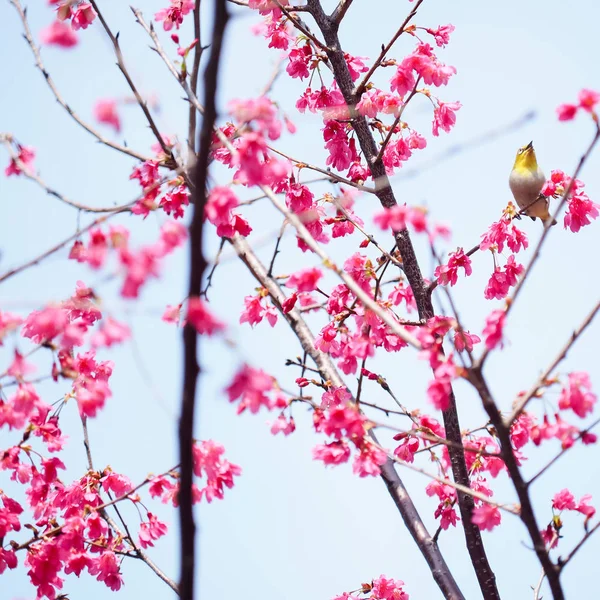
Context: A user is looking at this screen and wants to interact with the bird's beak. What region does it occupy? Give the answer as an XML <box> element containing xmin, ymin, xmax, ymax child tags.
<box><xmin>525</xmin><ymin>141</ymin><xmax>533</xmax><ymax>151</ymax></box>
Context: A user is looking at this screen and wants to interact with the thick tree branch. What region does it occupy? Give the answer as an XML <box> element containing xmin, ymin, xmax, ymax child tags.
<box><xmin>304</xmin><ymin>2</ymin><xmax>499</xmax><ymax>597</ymax></box>
<box><xmin>468</xmin><ymin>368</ymin><xmax>563</xmax><ymax>600</ymax></box>
<box><xmin>179</xmin><ymin>2</ymin><xmax>229</xmax><ymax>600</ymax></box>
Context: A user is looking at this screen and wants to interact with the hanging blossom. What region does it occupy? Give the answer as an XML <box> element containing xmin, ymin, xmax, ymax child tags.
<box><xmin>4</xmin><ymin>144</ymin><xmax>35</xmax><ymax>177</ymax></box>
<box><xmin>154</xmin><ymin>0</ymin><xmax>195</xmax><ymax>30</ymax></box>
<box><xmin>541</xmin><ymin>169</ymin><xmax>599</xmax><ymax>233</ymax></box>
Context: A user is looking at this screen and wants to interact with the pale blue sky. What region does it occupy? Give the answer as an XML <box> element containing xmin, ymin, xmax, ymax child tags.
<box><xmin>1</xmin><ymin>1</ymin><xmax>600</xmax><ymax>599</ymax></box>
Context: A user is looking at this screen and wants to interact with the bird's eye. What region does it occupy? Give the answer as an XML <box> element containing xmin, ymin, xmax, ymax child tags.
<box><xmin>518</xmin><ymin>149</ymin><xmax>523</xmax><ymax>154</ymax></box>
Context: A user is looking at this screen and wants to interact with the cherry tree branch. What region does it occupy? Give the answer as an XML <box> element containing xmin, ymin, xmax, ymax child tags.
<box><xmin>8</xmin><ymin>0</ymin><xmax>150</xmax><ymax>163</ymax></box>
<box><xmin>187</xmin><ymin>0</ymin><xmax>204</xmax><ymax>156</ymax></box>
<box><xmin>1</xmin><ymin>134</ymin><xmax>132</xmax><ymax>213</ymax></box>
<box><xmin>267</xmin><ymin>144</ymin><xmax>378</xmax><ymax>194</ymax></box>
<box><xmin>88</xmin><ymin>0</ymin><xmax>178</xmax><ymax>168</ymax></box>
<box><xmin>374</xmin><ymin>78</ymin><xmax>421</xmax><ymax>164</ymax></box>
<box><xmin>304</xmin><ymin>3</ymin><xmax>499</xmax><ymax>597</ymax></box>
<box><xmin>0</xmin><ymin>208</ymin><xmax>125</xmax><ymax>285</ymax></box>
<box><xmin>179</xmin><ymin>2</ymin><xmax>228</xmax><ymax>599</ymax></box>
<box><xmin>507</xmin><ymin>297</ymin><xmax>600</xmax><ymax>425</ymax></box>
<box><xmin>331</xmin><ymin>0</ymin><xmax>354</xmax><ymax>24</ymax></box>
<box><xmin>558</xmin><ymin>521</ymin><xmax>600</xmax><ymax>571</ymax></box>
<box><xmin>79</xmin><ymin>416</ymin><xmax>179</xmax><ymax>593</ymax></box>
<box><xmin>467</xmin><ymin>368</ymin><xmax>564</xmax><ymax>600</ymax></box>
<box><xmin>230</xmin><ymin>234</ymin><xmax>465</xmax><ymax>600</ymax></box>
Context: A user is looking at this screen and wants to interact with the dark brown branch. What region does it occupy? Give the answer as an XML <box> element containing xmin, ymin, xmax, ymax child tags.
<box><xmin>179</xmin><ymin>2</ymin><xmax>229</xmax><ymax>600</ymax></box>
<box><xmin>468</xmin><ymin>368</ymin><xmax>564</xmax><ymax>600</ymax></box>
<box><xmin>304</xmin><ymin>2</ymin><xmax>499</xmax><ymax>597</ymax></box>
<box><xmin>559</xmin><ymin>521</ymin><xmax>600</xmax><ymax>571</ymax></box>
<box><xmin>330</xmin><ymin>0</ymin><xmax>354</xmax><ymax>24</ymax></box>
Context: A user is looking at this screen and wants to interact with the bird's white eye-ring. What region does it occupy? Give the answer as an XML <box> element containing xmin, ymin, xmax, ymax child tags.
<box><xmin>518</xmin><ymin>148</ymin><xmax>524</xmax><ymax>154</ymax></box>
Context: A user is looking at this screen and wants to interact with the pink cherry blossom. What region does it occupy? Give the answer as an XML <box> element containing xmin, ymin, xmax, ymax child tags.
<box><xmin>139</xmin><ymin>512</ymin><xmax>168</xmax><ymax>548</ymax></box>
<box><xmin>155</xmin><ymin>0</ymin><xmax>195</xmax><ymax>30</ymax></box>
<box><xmin>90</xmin><ymin>317</ymin><xmax>131</xmax><ymax>348</ymax></box>
<box><xmin>192</xmin><ymin>440</ymin><xmax>242</xmax><ymax>502</ymax></box>
<box><xmin>371</xmin><ymin>574</ymin><xmax>409</xmax><ymax>600</ymax></box>
<box><xmin>286</xmin><ymin>267</ymin><xmax>323</xmax><ymax>292</ymax></box>
<box><xmin>558</xmin><ymin>372</ymin><xmax>597</xmax><ymax>418</ymax></box>
<box><xmin>226</xmin><ymin>364</ymin><xmax>276</xmax><ymax>414</ymax></box>
<box><xmin>434</xmin><ymin>248</ymin><xmax>472</xmax><ymax>286</ymax></box>
<box><xmin>578</xmin><ymin>88</ymin><xmax>600</xmax><ymax>112</ymax></box>
<box><xmin>482</xmin><ymin>309</ymin><xmax>506</xmax><ymax>350</ymax></box>
<box><xmin>93</xmin><ymin>99</ymin><xmax>121</xmax><ymax>132</ymax></box>
<box><xmin>454</xmin><ymin>330</ymin><xmax>481</xmax><ymax>353</ymax></box>
<box><xmin>0</xmin><ymin>311</ymin><xmax>23</xmax><ymax>344</ymax></box>
<box><xmin>71</xmin><ymin>3</ymin><xmax>96</xmax><ymax>30</ymax></box>
<box><xmin>553</xmin><ymin>488</ymin><xmax>576</xmax><ymax>511</ymax></box>
<box><xmin>162</xmin><ymin>304</ymin><xmax>182</xmax><ymax>324</ymax></box>
<box><xmin>313</xmin><ymin>440</ymin><xmax>351</xmax><ymax>465</ymax></box>
<box><xmin>472</xmin><ymin>504</ymin><xmax>501</xmax><ymax>531</ymax></box>
<box><xmin>432</xmin><ymin>101</ymin><xmax>461</xmax><ymax>136</ymax></box>
<box><xmin>557</xmin><ymin>103</ymin><xmax>578</xmax><ymax>121</ymax></box>
<box><xmin>4</xmin><ymin>145</ymin><xmax>35</xmax><ymax>177</ymax></box>
<box><xmin>40</xmin><ymin>20</ymin><xmax>78</xmax><ymax>47</ymax></box>
<box><xmin>186</xmin><ymin>297</ymin><xmax>226</xmax><ymax>336</ymax></box>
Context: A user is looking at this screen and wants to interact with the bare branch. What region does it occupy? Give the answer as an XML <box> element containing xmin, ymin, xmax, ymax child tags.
<box><xmin>8</xmin><ymin>0</ymin><xmax>150</xmax><ymax>163</ymax></box>
<box><xmin>507</xmin><ymin>297</ymin><xmax>600</xmax><ymax>425</ymax></box>
<box><xmin>88</xmin><ymin>0</ymin><xmax>178</xmax><ymax>167</ymax></box>
<box><xmin>1</xmin><ymin>134</ymin><xmax>133</xmax><ymax>213</ymax></box>
<box><xmin>354</xmin><ymin>0</ymin><xmax>425</xmax><ymax>96</ymax></box>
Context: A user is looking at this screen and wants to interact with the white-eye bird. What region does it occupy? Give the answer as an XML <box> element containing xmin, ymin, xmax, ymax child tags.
<box><xmin>509</xmin><ymin>141</ymin><xmax>557</xmax><ymax>226</ymax></box>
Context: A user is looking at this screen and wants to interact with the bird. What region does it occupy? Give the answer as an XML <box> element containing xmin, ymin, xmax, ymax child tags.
<box><xmin>509</xmin><ymin>141</ymin><xmax>557</xmax><ymax>226</ymax></box>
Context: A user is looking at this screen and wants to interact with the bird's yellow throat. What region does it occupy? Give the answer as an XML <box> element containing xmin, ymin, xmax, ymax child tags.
<box><xmin>513</xmin><ymin>145</ymin><xmax>539</xmax><ymax>174</ymax></box>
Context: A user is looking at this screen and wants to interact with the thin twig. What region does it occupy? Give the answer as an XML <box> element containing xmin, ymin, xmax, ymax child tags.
<box><xmin>187</xmin><ymin>0</ymin><xmax>204</xmax><ymax>156</ymax></box>
<box><xmin>8</xmin><ymin>0</ymin><xmax>150</xmax><ymax>163</ymax></box>
<box><xmin>88</xmin><ymin>0</ymin><xmax>177</xmax><ymax>167</ymax></box>
<box><xmin>354</xmin><ymin>0</ymin><xmax>425</xmax><ymax>96</ymax></box>
<box><xmin>507</xmin><ymin>297</ymin><xmax>600</xmax><ymax>426</ymax></box>
<box><xmin>373</xmin><ymin>78</ymin><xmax>421</xmax><ymax>164</ymax></box>
<box><xmin>268</xmin><ymin>144</ymin><xmax>377</xmax><ymax>194</ymax></box>
<box><xmin>1</xmin><ymin>134</ymin><xmax>132</xmax><ymax>213</ymax></box>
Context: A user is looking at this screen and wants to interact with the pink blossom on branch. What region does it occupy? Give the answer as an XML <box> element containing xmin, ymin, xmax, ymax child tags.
<box><xmin>434</xmin><ymin>247</ymin><xmax>472</xmax><ymax>286</ymax></box>
<box><xmin>558</xmin><ymin>372</ymin><xmax>597</xmax><ymax>418</ymax></box>
<box><xmin>154</xmin><ymin>0</ymin><xmax>195</xmax><ymax>31</ymax></box>
<box><xmin>4</xmin><ymin>145</ymin><xmax>35</xmax><ymax>177</ymax></box>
